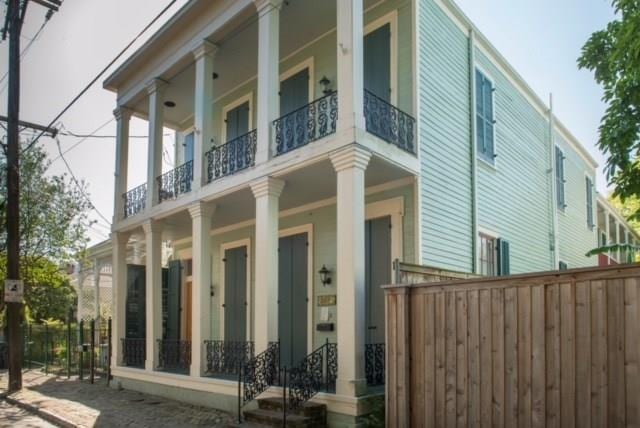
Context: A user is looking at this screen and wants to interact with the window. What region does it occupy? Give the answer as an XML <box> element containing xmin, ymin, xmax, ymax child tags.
<box><xmin>475</xmin><ymin>69</ymin><xmax>495</xmax><ymax>162</ymax></box>
<box><xmin>555</xmin><ymin>146</ymin><xmax>566</xmax><ymax>209</ymax></box>
<box><xmin>559</xmin><ymin>261</ymin><xmax>568</xmax><ymax>271</ymax></box>
<box><xmin>479</xmin><ymin>234</ymin><xmax>510</xmax><ymax>276</ymax></box>
<box><xmin>586</xmin><ymin>177</ymin><xmax>594</xmax><ymax>229</ymax></box>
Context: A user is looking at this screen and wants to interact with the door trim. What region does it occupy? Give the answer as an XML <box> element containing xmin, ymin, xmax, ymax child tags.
<box><xmin>221</xmin><ymin>92</ymin><xmax>254</xmax><ymax>144</ymax></box>
<box><xmin>364</xmin><ymin>10</ymin><xmax>398</xmax><ymax>106</ymax></box>
<box><xmin>366</xmin><ymin>196</ymin><xmax>404</xmax><ymax>284</ymax></box>
<box><xmin>280</xmin><ymin>57</ymin><xmax>315</xmax><ymax>107</ymax></box>
<box><xmin>279</xmin><ymin>224</ymin><xmax>314</xmax><ymax>355</ymax></box>
<box><xmin>219</xmin><ymin>238</ymin><xmax>252</xmax><ymax>342</ymax></box>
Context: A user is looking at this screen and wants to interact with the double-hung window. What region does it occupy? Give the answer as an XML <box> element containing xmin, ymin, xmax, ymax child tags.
<box><xmin>586</xmin><ymin>176</ymin><xmax>594</xmax><ymax>229</ymax></box>
<box><xmin>475</xmin><ymin>69</ymin><xmax>495</xmax><ymax>162</ymax></box>
<box><xmin>555</xmin><ymin>146</ymin><xmax>566</xmax><ymax>210</ymax></box>
<box><xmin>479</xmin><ymin>233</ymin><xmax>510</xmax><ymax>276</ymax></box>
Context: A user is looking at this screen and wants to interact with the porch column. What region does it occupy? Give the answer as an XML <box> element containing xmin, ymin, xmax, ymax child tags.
<box><xmin>192</xmin><ymin>41</ymin><xmax>218</xmax><ymax>189</ymax></box>
<box><xmin>143</xmin><ymin>220</ymin><xmax>163</xmax><ymax>371</ymax></box>
<box><xmin>113</xmin><ymin>106</ymin><xmax>132</xmax><ymax>223</ymax></box>
<box><xmin>336</xmin><ymin>0</ymin><xmax>366</xmax><ymax>133</ymax></box>
<box><xmin>330</xmin><ymin>146</ymin><xmax>371</xmax><ymax>397</ymax></box>
<box><xmin>254</xmin><ymin>0</ymin><xmax>282</xmax><ymax>164</ymax></box>
<box><xmin>146</xmin><ymin>79</ymin><xmax>167</xmax><ymax>208</ymax></box>
<box><xmin>605</xmin><ymin>212</ymin><xmax>611</xmax><ymax>265</ymax></box>
<box><xmin>250</xmin><ymin>177</ymin><xmax>285</xmax><ymax>352</ymax></box>
<box><xmin>189</xmin><ymin>202</ymin><xmax>215</xmax><ymax>377</ymax></box>
<box><xmin>112</xmin><ymin>231</ymin><xmax>129</xmax><ymax>366</ymax></box>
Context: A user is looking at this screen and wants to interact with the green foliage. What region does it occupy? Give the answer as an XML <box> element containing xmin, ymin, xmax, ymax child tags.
<box><xmin>609</xmin><ymin>193</ymin><xmax>640</xmax><ymax>232</ymax></box>
<box><xmin>578</xmin><ymin>0</ymin><xmax>640</xmax><ymax>218</ymax></box>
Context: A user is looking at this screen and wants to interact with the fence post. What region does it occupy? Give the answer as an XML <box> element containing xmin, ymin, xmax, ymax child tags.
<box><xmin>107</xmin><ymin>317</ymin><xmax>112</xmax><ymax>386</ymax></box>
<box><xmin>27</xmin><ymin>323</ymin><xmax>32</xmax><ymax>370</ymax></box>
<box><xmin>90</xmin><ymin>319</ymin><xmax>95</xmax><ymax>384</ymax></box>
<box><xmin>44</xmin><ymin>323</ymin><xmax>49</xmax><ymax>375</ymax></box>
<box><xmin>66</xmin><ymin>310</ymin><xmax>71</xmax><ymax>379</ymax></box>
<box><xmin>78</xmin><ymin>320</ymin><xmax>84</xmax><ymax>381</ymax></box>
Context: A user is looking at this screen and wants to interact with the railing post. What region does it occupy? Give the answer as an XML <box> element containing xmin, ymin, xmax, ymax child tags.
<box><xmin>44</xmin><ymin>323</ymin><xmax>49</xmax><ymax>375</ymax></box>
<box><xmin>27</xmin><ymin>323</ymin><xmax>32</xmax><ymax>370</ymax></box>
<box><xmin>90</xmin><ymin>319</ymin><xmax>95</xmax><ymax>384</ymax></box>
<box><xmin>237</xmin><ymin>361</ymin><xmax>242</xmax><ymax>424</ymax></box>
<box><xmin>282</xmin><ymin>366</ymin><xmax>287</xmax><ymax>428</ymax></box>
<box><xmin>66</xmin><ymin>311</ymin><xmax>71</xmax><ymax>378</ymax></box>
<box><xmin>325</xmin><ymin>338</ymin><xmax>330</xmax><ymax>393</ymax></box>
<box><xmin>107</xmin><ymin>317</ymin><xmax>112</xmax><ymax>386</ymax></box>
<box><xmin>79</xmin><ymin>320</ymin><xmax>84</xmax><ymax>380</ymax></box>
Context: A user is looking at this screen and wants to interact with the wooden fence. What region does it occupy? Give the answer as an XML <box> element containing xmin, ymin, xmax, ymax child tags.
<box><xmin>385</xmin><ymin>264</ymin><xmax>640</xmax><ymax>427</ymax></box>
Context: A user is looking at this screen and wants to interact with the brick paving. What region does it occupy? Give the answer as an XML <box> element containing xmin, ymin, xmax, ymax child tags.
<box><xmin>0</xmin><ymin>370</ymin><xmax>234</xmax><ymax>427</ymax></box>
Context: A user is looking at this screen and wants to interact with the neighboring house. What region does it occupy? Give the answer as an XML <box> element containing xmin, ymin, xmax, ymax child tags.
<box><xmin>102</xmin><ymin>0</ymin><xmax>638</xmax><ymax>424</ymax></box>
<box><xmin>596</xmin><ymin>194</ymin><xmax>638</xmax><ymax>266</ymax></box>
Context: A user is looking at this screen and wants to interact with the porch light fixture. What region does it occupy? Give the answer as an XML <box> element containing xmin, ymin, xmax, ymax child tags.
<box><xmin>164</xmin><ymin>101</ymin><xmax>176</xmax><ymax>108</ymax></box>
<box><xmin>318</xmin><ymin>265</ymin><xmax>332</xmax><ymax>286</ymax></box>
<box><xmin>212</xmin><ymin>72</ymin><xmax>219</xmax><ymax>80</ymax></box>
<box><xmin>319</xmin><ymin>76</ymin><xmax>332</xmax><ymax>95</ymax></box>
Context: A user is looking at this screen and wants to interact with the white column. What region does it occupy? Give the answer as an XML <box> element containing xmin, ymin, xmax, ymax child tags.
<box><xmin>254</xmin><ymin>0</ymin><xmax>282</xmax><ymax>164</ymax></box>
<box><xmin>330</xmin><ymin>146</ymin><xmax>371</xmax><ymax>397</ymax></box>
<box><xmin>193</xmin><ymin>41</ymin><xmax>218</xmax><ymax>189</ymax></box>
<box><xmin>188</xmin><ymin>202</ymin><xmax>215</xmax><ymax>377</ymax></box>
<box><xmin>336</xmin><ymin>0</ymin><xmax>366</xmax><ymax>133</ymax></box>
<box><xmin>112</xmin><ymin>232</ymin><xmax>129</xmax><ymax>366</ymax></box>
<box><xmin>250</xmin><ymin>177</ymin><xmax>285</xmax><ymax>352</ymax></box>
<box><xmin>113</xmin><ymin>107</ymin><xmax>132</xmax><ymax>223</ymax></box>
<box><xmin>605</xmin><ymin>212</ymin><xmax>611</xmax><ymax>265</ymax></box>
<box><xmin>147</xmin><ymin>79</ymin><xmax>167</xmax><ymax>208</ymax></box>
<box><xmin>93</xmin><ymin>259</ymin><xmax>101</xmax><ymax>321</ymax></box>
<box><xmin>143</xmin><ymin>220</ymin><xmax>163</xmax><ymax>371</ymax></box>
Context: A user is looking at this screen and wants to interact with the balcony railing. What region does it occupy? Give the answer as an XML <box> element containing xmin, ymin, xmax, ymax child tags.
<box><xmin>157</xmin><ymin>160</ymin><xmax>193</xmax><ymax>203</ymax></box>
<box><xmin>365</xmin><ymin>342</ymin><xmax>385</xmax><ymax>386</ymax></box>
<box><xmin>204</xmin><ymin>340</ymin><xmax>254</xmax><ymax>378</ymax></box>
<box><xmin>206</xmin><ymin>130</ymin><xmax>257</xmax><ymax>183</ymax></box>
<box><xmin>157</xmin><ymin>339</ymin><xmax>191</xmax><ymax>374</ymax></box>
<box><xmin>364</xmin><ymin>89</ymin><xmax>416</xmax><ymax>154</ymax></box>
<box><xmin>123</xmin><ymin>183</ymin><xmax>147</xmax><ymax>218</ymax></box>
<box><xmin>274</xmin><ymin>91</ymin><xmax>338</xmax><ymax>156</ymax></box>
<box><xmin>121</xmin><ymin>338</ymin><xmax>145</xmax><ymax>368</ymax></box>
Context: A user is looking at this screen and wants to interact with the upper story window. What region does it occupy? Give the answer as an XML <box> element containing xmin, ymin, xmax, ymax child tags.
<box><xmin>479</xmin><ymin>233</ymin><xmax>510</xmax><ymax>276</ymax></box>
<box><xmin>586</xmin><ymin>176</ymin><xmax>594</xmax><ymax>229</ymax></box>
<box><xmin>475</xmin><ymin>69</ymin><xmax>495</xmax><ymax>163</ymax></box>
<box><xmin>555</xmin><ymin>146</ymin><xmax>566</xmax><ymax>210</ymax></box>
<box><xmin>183</xmin><ymin>132</ymin><xmax>194</xmax><ymax>164</ymax></box>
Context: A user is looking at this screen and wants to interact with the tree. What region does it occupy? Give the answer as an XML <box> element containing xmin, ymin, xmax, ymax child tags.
<box><xmin>578</xmin><ymin>0</ymin><xmax>640</xmax><ymax>219</ymax></box>
<box><xmin>609</xmin><ymin>193</ymin><xmax>640</xmax><ymax>232</ymax></box>
<box><xmin>0</xmin><ymin>142</ymin><xmax>92</xmax><ymax>322</ymax></box>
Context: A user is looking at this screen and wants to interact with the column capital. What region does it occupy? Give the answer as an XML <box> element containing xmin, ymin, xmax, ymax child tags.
<box><xmin>188</xmin><ymin>202</ymin><xmax>216</xmax><ymax>219</ymax></box>
<box><xmin>253</xmin><ymin>0</ymin><xmax>283</xmax><ymax>15</ymax></box>
<box><xmin>142</xmin><ymin>219</ymin><xmax>162</xmax><ymax>235</ymax></box>
<box><xmin>330</xmin><ymin>145</ymin><xmax>372</xmax><ymax>173</ymax></box>
<box><xmin>113</xmin><ymin>106</ymin><xmax>133</xmax><ymax>121</ymax></box>
<box><xmin>146</xmin><ymin>78</ymin><xmax>168</xmax><ymax>96</ymax></box>
<box><xmin>192</xmin><ymin>40</ymin><xmax>219</xmax><ymax>61</ymax></box>
<box><xmin>250</xmin><ymin>177</ymin><xmax>285</xmax><ymax>199</ymax></box>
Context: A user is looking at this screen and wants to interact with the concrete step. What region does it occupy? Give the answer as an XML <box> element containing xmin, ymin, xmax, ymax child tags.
<box><xmin>257</xmin><ymin>397</ymin><xmax>326</xmax><ymax>418</ymax></box>
<box><xmin>243</xmin><ymin>408</ymin><xmax>312</xmax><ymax>428</ymax></box>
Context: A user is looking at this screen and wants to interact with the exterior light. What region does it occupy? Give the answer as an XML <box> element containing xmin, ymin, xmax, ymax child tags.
<box><xmin>318</xmin><ymin>265</ymin><xmax>332</xmax><ymax>286</ymax></box>
<box><xmin>319</xmin><ymin>76</ymin><xmax>332</xmax><ymax>95</ymax></box>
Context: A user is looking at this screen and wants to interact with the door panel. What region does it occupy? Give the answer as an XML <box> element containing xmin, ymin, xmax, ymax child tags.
<box><xmin>278</xmin><ymin>233</ymin><xmax>308</xmax><ymax>368</ymax></box>
<box><xmin>364</xmin><ymin>24</ymin><xmax>391</xmax><ymax>102</ymax></box>
<box><xmin>365</xmin><ymin>217</ymin><xmax>391</xmax><ymax>344</ymax></box>
<box><xmin>224</xmin><ymin>246</ymin><xmax>248</xmax><ymax>343</ymax></box>
<box><xmin>280</xmin><ymin>69</ymin><xmax>309</xmax><ymax>116</ymax></box>
<box><xmin>164</xmin><ymin>260</ymin><xmax>181</xmax><ymax>340</ymax></box>
<box><xmin>126</xmin><ymin>264</ymin><xmax>146</xmax><ymax>339</ymax></box>
<box><xmin>225</xmin><ymin>102</ymin><xmax>250</xmax><ymax>142</ymax></box>
<box><xmin>184</xmin><ymin>133</ymin><xmax>194</xmax><ymax>163</ymax></box>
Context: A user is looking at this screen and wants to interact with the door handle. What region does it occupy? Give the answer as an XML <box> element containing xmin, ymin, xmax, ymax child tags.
<box><xmin>368</xmin><ymin>326</ymin><xmax>377</xmax><ymax>330</ymax></box>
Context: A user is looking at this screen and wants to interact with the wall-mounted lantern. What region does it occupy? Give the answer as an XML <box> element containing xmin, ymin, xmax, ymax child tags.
<box><xmin>319</xmin><ymin>76</ymin><xmax>332</xmax><ymax>95</ymax></box>
<box><xmin>318</xmin><ymin>264</ymin><xmax>332</xmax><ymax>286</ymax></box>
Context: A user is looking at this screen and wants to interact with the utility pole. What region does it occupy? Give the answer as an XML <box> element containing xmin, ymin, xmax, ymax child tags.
<box><xmin>3</xmin><ymin>0</ymin><xmax>61</xmax><ymax>392</ymax></box>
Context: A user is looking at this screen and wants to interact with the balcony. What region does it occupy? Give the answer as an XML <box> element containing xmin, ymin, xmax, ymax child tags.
<box><xmin>206</xmin><ymin>130</ymin><xmax>257</xmax><ymax>183</ymax></box>
<box><xmin>123</xmin><ymin>183</ymin><xmax>147</xmax><ymax>218</ymax></box>
<box><xmin>157</xmin><ymin>160</ymin><xmax>193</xmax><ymax>203</ymax></box>
<box><xmin>364</xmin><ymin>89</ymin><xmax>416</xmax><ymax>155</ymax></box>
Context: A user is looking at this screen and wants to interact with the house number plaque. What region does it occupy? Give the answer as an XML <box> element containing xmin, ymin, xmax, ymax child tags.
<box><xmin>317</xmin><ymin>295</ymin><xmax>337</xmax><ymax>306</ymax></box>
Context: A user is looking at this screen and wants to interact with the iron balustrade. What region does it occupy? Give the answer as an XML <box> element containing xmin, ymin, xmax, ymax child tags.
<box><xmin>121</xmin><ymin>338</ymin><xmax>145</xmax><ymax>368</ymax></box>
<box><xmin>157</xmin><ymin>160</ymin><xmax>193</xmax><ymax>202</ymax></box>
<box><xmin>241</xmin><ymin>341</ymin><xmax>280</xmax><ymax>406</ymax></box>
<box><xmin>206</xmin><ymin>130</ymin><xmax>257</xmax><ymax>183</ymax></box>
<box><xmin>123</xmin><ymin>183</ymin><xmax>147</xmax><ymax>218</ymax></box>
<box><xmin>364</xmin><ymin>89</ymin><xmax>416</xmax><ymax>154</ymax></box>
<box><xmin>157</xmin><ymin>339</ymin><xmax>191</xmax><ymax>374</ymax></box>
<box><xmin>287</xmin><ymin>340</ymin><xmax>337</xmax><ymax>410</ymax></box>
<box><xmin>205</xmin><ymin>340</ymin><xmax>254</xmax><ymax>377</ymax></box>
<box><xmin>365</xmin><ymin>342</ymin><xmax>385</xmax><ymax>386</ymax></box>
<box><xmin>274</xmin><ymin>91</ymin><xmax>338</xmax><ymax>156</ymax></box>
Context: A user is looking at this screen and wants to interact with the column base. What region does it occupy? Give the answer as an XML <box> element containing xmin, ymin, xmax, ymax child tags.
<box><xmin>336</xmin><ymin>377</ymin><xmax>368</xmax><ymax>397</ymax></box>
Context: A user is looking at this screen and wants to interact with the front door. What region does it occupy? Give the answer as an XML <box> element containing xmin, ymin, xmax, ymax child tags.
<box><xmin>278</xmin><ymin>233</ymin><xmax>308</xmax><ymax>368</ymax></box>
<box><xmin>364</xmin><ymin>23</ymin><xmax>391</xmax><ymax>101</ymax></box>
<box><xmin>224</xmin><ymin>246</ymin><xmax>248</xmax><ymax>343</ymax></box>
<box><xmin>126</xmin><ymin>264</ymin><xmax>146</xmax><ymax>339</ymax></box>
<box><xmin>164</xmin><ymin>260</ymin><xmax>182</xmax><ymax>340</ymax></box>
<box><xmin>225</xmin><ymin>102</ymin><xmax>250</xmax><ymax>142</ymax></box>
<box><xmin>365</xmin><ymin>216</ymin><xmax>392</xmax><ymax>344</ymax></box>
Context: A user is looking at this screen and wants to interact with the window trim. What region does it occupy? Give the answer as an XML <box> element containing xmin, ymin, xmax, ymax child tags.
<box><xmin>478</xmin><ymin>227</ymin><xmax>499</xmax><ymax>276</ymax></box>
<box><xmin>474</xmin><ymin>65</ymin><xmax>497</xmax><ymax>166</ymax></box>
<box><xmin>585</xmin><ymin>174</ymin><xmax>595</xmax><ymax>230</ymax></box>
<box><xmin>555</xmin><ymin>145</ymin><xmax>567</xmax><ymax>212</ymax></box>
<box><xmin>364</xmin><ymin>10</ymin><xmax>398</xmax><ymax>107</ymax></box>
<box><xmin>221</xmin><ymin>91</ymin><xmax>254</xmax><ymax>144</ymax></box>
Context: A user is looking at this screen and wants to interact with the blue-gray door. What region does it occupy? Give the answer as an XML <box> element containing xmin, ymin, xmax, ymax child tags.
<box><xmin>280</xmin><ymin>69</ymin><xmax>309</xmax><ymax>116</ymax></box>
<box><xmin>225</xmin><ymin>102</ymin><xmax>250</xmax><ymax>142</ymax></box>
<box><xmin>279</xmin><ymin>69</ymin><xmax>310</xmax><ymax>153</ymax></box>
<box><xmin>163</xmin><ymin>260</ymin><xmax>181</xmax><ymax>340</ymax></box>
<box><xmin>364</xmin><ymin>24</ymin><xmax>391</xmax><ymax>102</ymax></box>
<box><xmin>183</xmin><ymin>133</ymin><xmax>194</xmax><ymax>164</ymax></box>
<box><xmin>126</xmin><ymin>264</ymin><xmax>146</xmax><ymax>339</ymax></box>
<box><xmin>365</xmin><ymin>216</ymin><xmax>391</xmax><ymax>344</ymax></box>
<box><xmin>278</xmin><ymin>233</ymin><xmax>308</xmax><ymax>368</ymax></box>
<box><xmin>224</xmin><ymin>246</ymin><xmax>248</xmax><ymax>343</ymax></box>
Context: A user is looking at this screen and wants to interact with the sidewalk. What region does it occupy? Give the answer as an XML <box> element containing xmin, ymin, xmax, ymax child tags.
<box><xmin>0</xmin><ymin>370</ymin><xmax>234</xmax><ymax>427</ymax></box>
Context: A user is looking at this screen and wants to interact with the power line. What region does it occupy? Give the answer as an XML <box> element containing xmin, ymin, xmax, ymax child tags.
<box><xmin>22</xmin><ymin>0</ymin><xmax>179</xmax><ymax>154</ymax></box>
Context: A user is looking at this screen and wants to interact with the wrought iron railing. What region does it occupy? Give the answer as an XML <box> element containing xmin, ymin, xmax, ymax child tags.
<box><xmin>121</xmin><ymin>338</ymin><xmax>145</xmax><ymax>368</ymax></box>
<box><xmin>205</xmin><ymin>340</ymin><xmax>254</xmax><ymax>377</ymax></box>
<box><xmin>364</xmin><ymin>89</ymin><xmax>416</xmax><ymax>154</ymax></box>
<box><xmin>157</xmin><ymin>160</ymin><xmax>193</xmax><ymax>202</ymax></box>
<box><xmin>287</xmin><ymin>340</ymin><xmax>337</xmax><ymax>409</ymax></box>
<box><xmin>274</xmin><ymin>91</ymin><xmax>338</xmax><ymax>156</ymax></box>
<box><xmin>157</xmin><ymin>339</ymin><xmax>191</xmax><ymax>374</ymax></box>
<box><xmin>123</xmin><ymin>183</ymin><xmax>147</xmax><ymax>218</ymax></box>
<box><xmin>365</xmin><ymin>342</ymin><xmax>385</xmax><ymax>386</ymax></box>
<box><xmin>241</xmin><ymin>341</ymin><xmax>280</xmax><ymax>405</ymax></box>
<box><xmin>206</xmin><ymin>130</ymin><xmax>257</xmax><ymax>183</ymax></box>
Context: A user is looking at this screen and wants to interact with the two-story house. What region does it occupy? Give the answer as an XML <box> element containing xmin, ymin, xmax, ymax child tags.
<box><xmin>103</xmin><ymin>0</ymin><xmax>638</xmax><ymax>425</ymax></box>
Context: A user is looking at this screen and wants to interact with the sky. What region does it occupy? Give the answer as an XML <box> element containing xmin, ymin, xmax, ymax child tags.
<box><xmin>0</xmin><ymin>0</ymin><xmax>618</xmax><ymax>246</ymax></box>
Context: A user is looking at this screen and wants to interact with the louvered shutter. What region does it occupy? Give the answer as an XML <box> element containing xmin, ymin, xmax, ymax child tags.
<box><xmin>497</xmin><ymin>238</ymin><xmax>510</xmax><ymax>276</ymax></box>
